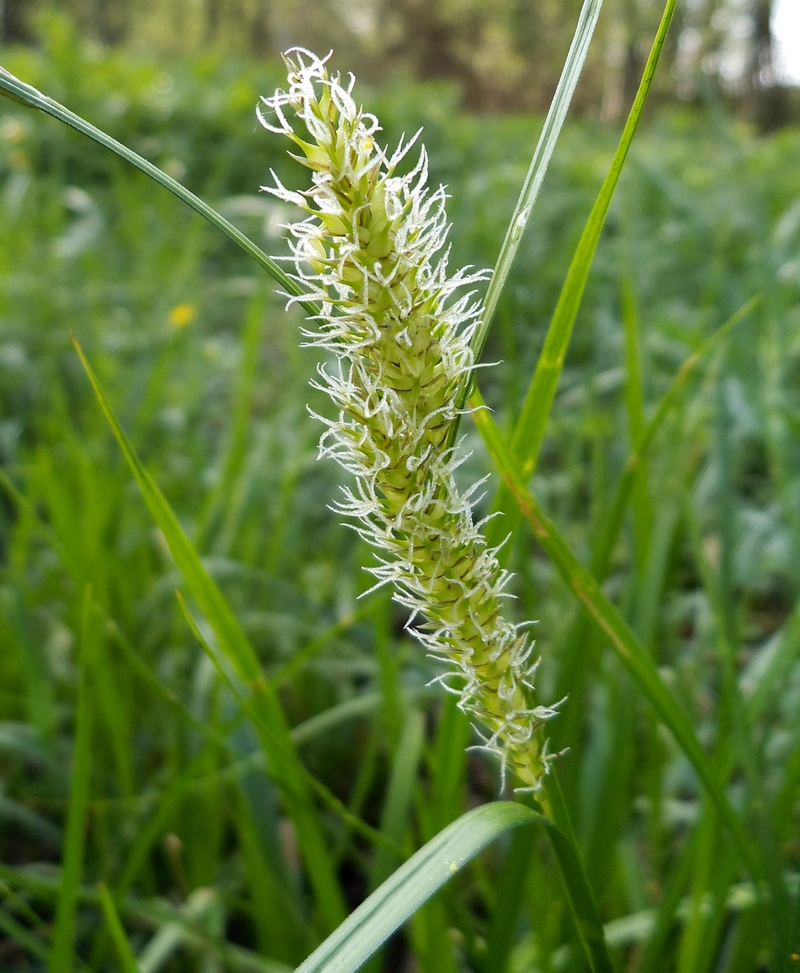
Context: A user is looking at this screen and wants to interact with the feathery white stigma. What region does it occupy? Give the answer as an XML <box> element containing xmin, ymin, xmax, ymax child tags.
<box><xmin>259</xmin><ymin>48</ymin><xmax>560</xmax><ymax>790</ymax></box>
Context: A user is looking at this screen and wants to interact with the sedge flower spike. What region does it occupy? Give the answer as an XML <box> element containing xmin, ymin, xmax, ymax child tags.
<box><xmin>259</xmin><ymin>48</ymin><xmax>560</xmax><ymax>790</ymax></box>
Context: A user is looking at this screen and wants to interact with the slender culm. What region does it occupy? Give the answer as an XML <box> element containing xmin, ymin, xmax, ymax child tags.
<box><xmin>259</xmin><ymin>48</ymin><xmax>560</xmax><ymax>790</ymax></box>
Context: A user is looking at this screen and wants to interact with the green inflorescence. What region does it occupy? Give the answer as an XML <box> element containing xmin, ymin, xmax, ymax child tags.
<box><xmin>259</xmin><ymin>48</ymin><xmax>561</xmax><ymax>790</ymax></box>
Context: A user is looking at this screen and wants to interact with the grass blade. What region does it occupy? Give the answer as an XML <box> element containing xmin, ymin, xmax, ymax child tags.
<box><xmin>98</xmin><ymin>883</ymin><xmax>141</xmax><ymax>973</ymax></box>
<box><xmin>592</xmin><ymin>296</ymin><xmax>758</xmax><ymax>580</ymax></box>
<box><xmin>620</xmin><ymin>272</ymin><xmax>651</xmax><ymax>573</ymax></box>
<box><xmin>481</xmin><ymin>0</ymin><xmax>678</xmax><ymax>550</ymax></box>
<box><xmin>463</xmin><ymin>0</ymin><xmax>604</xmax><ymax>380</ymax></box>
<box><xmin>47</xmin><ymin>587</ymin><xmax>96</xmax><ymax>973</ymax></box>
<box><xmin>469</xmin><ymin>395</ymin><xmax>765</xmax><ymax>891</ymax></box>
<box><xmin>368</xmin><ymin>709</ymin><xmax>426</xmax><ymax>892</ymax></box>
<box><xmin>0</xmin><ymin>66</ymin><xmax>315</xmax><ymax>317</ymax></box>
<box><xmin>0</xmin><ymin>908</ymin><xmax>50</xmax><ymax>964</ymax></box>
<box><xmin>177</xmin><ymin>593</ymin><xmax>399</xmax><ymax>857</ymax></box>
<box><xmin>294</xmin><ymin>802</ymin><xmax>613</xmax><ymax>973</ymax></box>
<box><xmin>483</xmin><ymin>827</ymin><xmax>535</xmax><ymax>973</ymax></box>
<box><xmin>71</xmin><ymin>339</ymin><xmax>346</xmax><ymax>930</ymax></box>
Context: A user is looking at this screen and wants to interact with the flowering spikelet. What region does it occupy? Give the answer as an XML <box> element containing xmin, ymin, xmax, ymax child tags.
<box><xmin>259</xmin><ymin>49</ymin><xmax>560</xmax><ymax>790</ymax></box>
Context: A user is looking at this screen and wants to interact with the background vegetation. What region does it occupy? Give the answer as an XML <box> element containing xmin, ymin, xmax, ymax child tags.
<box><xmin>1</xmin><ymin>7</ymin><xmax>799</xmax><ymax>972</ymax></box>
<box><xmin>2</xmin><ymin>0</ymin><xmax>799</xmax><ymax>125</ymax></box>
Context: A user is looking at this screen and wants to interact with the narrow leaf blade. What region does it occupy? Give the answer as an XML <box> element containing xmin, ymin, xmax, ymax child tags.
<box><xmin>509</xmin><ymin>0</ymin><xmax>678</xmax><ymax>480</ymax></box>
<box><xmin>98</xmin><ymin>883</ymin><xmax>141</xmax><ymax>973</ymax></box>
<box><xmin>47</xmin><ymin>588</ymin><xmax>95</xmax><ymax>973</ymax></box>
<box><xmin>0</xmin><ymin>66</ymin><xmax>315</xmax><ymax>316</ymax></box>
<box><xmin>72</xmin><ymin>339</ymin><xmax>346</xmax><ymax>929</ymax></box>
<box><xmin>469</xmin><ymin>394</ymin><xmax>765</xmax><ymax>891</ymax></box>
<box><xmin>464</xmin><ymin>0</ymin><xmax>604</xmax><ymax>377</ymax></box>
<box><xmin>294</xmin><ymin>802</ymin><xmax>613</xmax><ymax>973</ymax></box>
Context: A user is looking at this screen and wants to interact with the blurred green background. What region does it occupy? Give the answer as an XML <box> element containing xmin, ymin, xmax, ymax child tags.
<box><xmin>1</xmin><ymin>4</ymin><xmax>799</xmax><ymax>971</ymax></box>
<box><xmin>2</xmin><ymin>0</ymin><xmax>800</xmax><ymax>121</ymax></box>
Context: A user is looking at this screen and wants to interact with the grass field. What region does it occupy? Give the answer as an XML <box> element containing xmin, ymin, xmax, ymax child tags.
<box><xmin>1</xmin><ymin>16</ymin><xmax>800</xmax><ymax>972</ymax></box>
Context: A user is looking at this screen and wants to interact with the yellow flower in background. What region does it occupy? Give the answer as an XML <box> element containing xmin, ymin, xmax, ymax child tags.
<box><xmin>168</xmin><ymin>303</ymin><xmax>197</xmax><ymax>329</ymax></box>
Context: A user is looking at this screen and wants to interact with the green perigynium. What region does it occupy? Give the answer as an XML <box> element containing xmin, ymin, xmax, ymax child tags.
<box><xmin>259</xmin><ymin>49</ymin><xmax>560</xmax><ymax>790</ymax></box>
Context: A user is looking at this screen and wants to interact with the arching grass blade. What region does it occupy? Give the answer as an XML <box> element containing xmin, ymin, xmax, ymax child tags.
<box><xmin>294</xmin><ymin>801</ymin><xmax>613</xmax><ymax>973</ymax></box>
